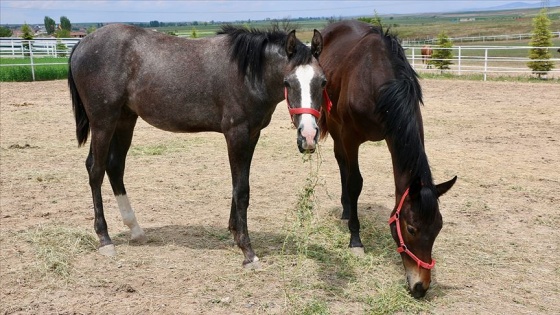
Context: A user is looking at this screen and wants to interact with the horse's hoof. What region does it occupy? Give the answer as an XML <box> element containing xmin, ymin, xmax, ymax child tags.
<box><xmin>99</xmin><ymin>244</ymin><xmax>117</xmax><ymax>257</ymax></box>
<box><xmin>130</xmin><ymin>227</ymin><xmax>147</xmax><ymax>244</ymax></box>
<box><xmin>243</xmin><ymin>256</ymin><xmax>261</xmax><ymax>269</ymax></box>
<box><xmin>349</xmin><ymin>247</ymin><xmax>365</xmax><ymax>257</ymax></box>
<box><xmin>130</xmin><ymin>233</ymin><xmax>148</xmax><ymax>244</ymax></box>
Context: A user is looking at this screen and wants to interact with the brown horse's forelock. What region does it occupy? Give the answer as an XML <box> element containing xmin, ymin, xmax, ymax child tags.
<box><xmin>218</xmin><ymin>25</ymin><xmax>312</xmax><ymax>85</ymax></box>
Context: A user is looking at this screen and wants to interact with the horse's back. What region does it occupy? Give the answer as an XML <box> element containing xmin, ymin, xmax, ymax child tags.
<box><xmin>70</xmin><ymin>24</ymin><xmax>227</xmax><ymax>87</ymax></box>
<box><xmin>319</xmin><ymin>21</ymin><xmax>395</xmax><ymax>140</ymax></box>
<box><xmin>70</xmin><ymin>24</ymin><xmax>151</xmax><ymax>77</ymax></box>
<box><xmin>322</xmin><ymin>20</ymin><xmax>395</xmax><ymax>94</ymax></box>
<box><xmin>69</xmin><ymin>24</ymin><xmax>231</xmax><ymax>132</ymax></box>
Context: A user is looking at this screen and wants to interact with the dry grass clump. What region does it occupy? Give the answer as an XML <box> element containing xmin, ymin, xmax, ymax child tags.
<box><xmin>280</xmin><ymin>150</ymin><xmax>433</xmax><ymax>314</ymax></box>
<box><xmin>22</xmin><ymin>224</ymin><xmax>97</xmax><ymax>279</ymax></box>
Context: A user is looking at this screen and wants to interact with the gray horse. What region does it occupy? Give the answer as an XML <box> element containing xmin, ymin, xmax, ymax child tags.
<box><xmin>68</xmin><ymin>24</ymin><xmax>326</xmax><ymax>267</ymax></box>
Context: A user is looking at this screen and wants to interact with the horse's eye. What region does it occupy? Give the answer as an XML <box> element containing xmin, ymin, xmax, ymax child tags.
<box><xmin>321</xmin><ymin>78</ymin><xmax>327</xmax><ymax>88</ymax></box>
<box><xmin>406</xmin><ymin>225</ymin><xmax>416</xmax><ymax>236</ymax></box>
<box><xmin>283</xmin><ymin>79</ymin><xmax>290</xmax><ymax>87</ymax></box>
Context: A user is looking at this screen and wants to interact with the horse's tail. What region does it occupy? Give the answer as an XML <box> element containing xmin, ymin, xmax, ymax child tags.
<box><xmin>68</xmin><ymin>42</ymin><xmax>89</xmax><ymax>147</ymax></box>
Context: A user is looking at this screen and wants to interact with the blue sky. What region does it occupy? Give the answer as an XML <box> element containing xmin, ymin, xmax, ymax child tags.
<box><xmin>0</xmin><ymin>1</ymin><xmax>547</xmax><ymax>25</ymax></box>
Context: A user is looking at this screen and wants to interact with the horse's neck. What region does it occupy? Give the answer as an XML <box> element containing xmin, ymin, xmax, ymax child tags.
<box><xmin>260</xmin><ymin>49</ymin><xmax>289</xmax><ymax>104</ymax></box>
<box><xmin>387</xmin><ymin>130</ymin><xmax>431</xmax><ymax>193</ymax></box>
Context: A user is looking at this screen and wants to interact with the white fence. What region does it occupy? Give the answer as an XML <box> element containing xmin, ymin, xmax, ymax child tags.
<box><xmin>403</xmin><ymin>32</ymin><xmax>560</xmax><ymax>45</ymax></box>
<box><xmin>0</xmin><ymin>38</ymin><xmax>80</xmax><ymax>58</ymax></box>
<box><xmin>2</xmin><ymin>38</ymin><xmax>560</xmax><ymax>81</ymax></box>
<box><xmin>406</xmin><ymin>45</ymin><xmax>560</xmax><ymax>80</ymax></box>
<box><xmin>0</xmin><ymin>38</ymin><xmax>79</xmax><ymax>81</ymax></box>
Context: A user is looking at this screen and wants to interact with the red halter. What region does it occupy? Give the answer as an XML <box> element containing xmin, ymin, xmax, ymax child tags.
<box><xmin>388</xmin><ymin>188</ymin><xmax>436</xmax><ymax>270</ymax></box>
<box><xmin>284</xmin><ymin>87</ymin><xmax>332</xmax><ymax>124</ymax></box>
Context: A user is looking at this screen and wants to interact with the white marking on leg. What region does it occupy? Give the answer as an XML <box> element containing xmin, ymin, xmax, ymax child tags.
<box><xmin>295</xmin><ymin>65</ymin><xmax>318</xmax><ymax>149</ymax></box>
<box><xmin>116</xmin><ymin>194</ymin><xmax>146</xmax><ymax>243</ymax></box>
<box><xmin>243</xmin><ymin>255</ymin><xmax>261</xmax><ymax>269</ymax></box>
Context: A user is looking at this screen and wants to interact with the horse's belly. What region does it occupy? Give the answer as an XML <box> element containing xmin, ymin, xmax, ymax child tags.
<box><xmin>131</xmin><ymin>102</ymin><xmax>223</xmax><ymax>133</ymax></box>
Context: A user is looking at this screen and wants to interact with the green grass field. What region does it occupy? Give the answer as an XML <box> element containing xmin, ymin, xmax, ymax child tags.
<box><xmin>2</xmin><ymin>6</ymin><xmax>558</xmax><ymax>81</ymax></box>
<box><xmin>0</xmin><ymin>57</ymin><xmax>68</xmax><ymax>81</ymax></box>
<box><xmin>147</xmin><ymin>6</ymin><xmax>560</xmax><ymax>42</ymax></box>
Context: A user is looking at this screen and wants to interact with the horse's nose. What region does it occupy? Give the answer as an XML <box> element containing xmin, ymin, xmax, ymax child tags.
<box><xmin>297</xmin><ymin>125</ymin><xmax>318</xmax><ymax>153</ymax></box>
<box><xmin>410</xmin><ymin>282</ymin><xmax>428</xmax><ymax>299</ymax></box>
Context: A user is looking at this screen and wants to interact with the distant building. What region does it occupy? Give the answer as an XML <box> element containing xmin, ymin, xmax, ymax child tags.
<box><xmin>70</xmin><ymin>31</ymin><xmax>87</xmax><ymax>38</ymax></box>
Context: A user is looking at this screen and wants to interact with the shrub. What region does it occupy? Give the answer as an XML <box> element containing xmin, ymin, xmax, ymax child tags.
<box><xmin>527</xmin><ymin>9</ymin><xmax>555</xmax><ymax>78</ymax></box>
<box><xmin>431</xmin><ymin>32</ymin><xmax>454</xmax><ymax>71</ymax></box>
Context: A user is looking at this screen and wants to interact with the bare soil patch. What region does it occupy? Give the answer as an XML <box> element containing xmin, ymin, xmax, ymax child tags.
<box><xmin>1</xmin><ymin>79</ymin><xmax>558</xmax><ymax>314</ymax></box>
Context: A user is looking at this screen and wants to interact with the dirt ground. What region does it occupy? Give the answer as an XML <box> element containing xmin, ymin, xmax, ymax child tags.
<box><xmin>1</xmin><ymin>79</ymin><xmax>559</xmax><ymax>314</ymax></box>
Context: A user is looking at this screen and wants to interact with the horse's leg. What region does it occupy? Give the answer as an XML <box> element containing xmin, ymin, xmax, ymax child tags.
<box><xmin>105</xmin><ymin>112</ymin><xmax>146</xmax><ymax>244</ymax></box>
<box><xmin>225</xmin><ymin>126</ymin><xmax>260</xmax><ymax>267</ymax></box>
<box><xmin>343</xmin><ymin>138</ymin><xmax>364</xmax><ymax>255</ymax></box>
<box><xmin>331</xmin><ymin>131</ymin><xmax>351</xmax><ymax>220</ymax></box>
<box><xmin>87</xmin><ymin>119</ymin><xmax>120</xmax><ymax>256</ymax></box>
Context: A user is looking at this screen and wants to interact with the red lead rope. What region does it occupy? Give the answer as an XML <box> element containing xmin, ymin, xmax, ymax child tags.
<box><xmin>388</xmin><ymin>188</ymin><xmax>436</xmax><ymax>270</ymax></box>
<box><xmin>284</xmin><ymin>87</ymin><xmax>332</xmax><ymax>122</ymax></box>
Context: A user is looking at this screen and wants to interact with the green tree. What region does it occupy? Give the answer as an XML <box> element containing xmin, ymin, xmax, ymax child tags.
<box><xmin>191</xmin><ymin>27</ymin><xmax>198</xmax><ymax>38</ymax></box>
<box><xmin>60</xmin><ymin>16</ymin><xmax>71</xmax><ymax>31</ymax></box>
<box><xmin>270</xmin><ymin>17</ymin><xmax>300</xmax><ymax>32</ymax></box>
<box><xmin>44</xmin><ymin>16</ymin><xmax>56</xmax><ymax>34</ymax></box>
<box><xmin>431</xmin><ymin>31</ymin><xmax>454</xmax><ymax>71</ymax></box>
<box><xmin>527</xmin><ymin>9</ymin><xmax>554</xmax><ymax>79</ymax></box>
<box><xmin>357</xmin><ymin>10</ymin><xmax>382</xmax><ymax>27</ymax></box>
<box><xmin>55</xmin><ymin>28</ymin><xmax>71</xmax><ymax>38</ymax></box>
<box><xmin>21</xmin><ymin>23</ymin><xmax>34</xmax><ymax>56</ymax></box>
<box><xmin>0</xmin><ymin>26</ymin><xmax>13</xmax><ymax>37</ymax></box>
<box><xmin>56</xmin><ymin>39</ymin><xmax>68</xmax><ymax>57</ymax></box>
<box><xmin>86</xmin><ymin>26</ymin><xmax>96</xmax><ymax>34</ymax></box>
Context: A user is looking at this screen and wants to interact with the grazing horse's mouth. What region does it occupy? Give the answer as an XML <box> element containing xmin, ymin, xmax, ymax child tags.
<box><xmin>297</xmin><ymin>141</ymin><xmax>316</xmax><ymax>154</ymax></box>
<box><xmin>299</xmin><ymin>146</ymin><xmax>316</xmax><ymax>154</ymax></box>
<box><xmin>297</xmin><ymin>127</ymin><xmax>319</xmax><ymax>153</ymax></box>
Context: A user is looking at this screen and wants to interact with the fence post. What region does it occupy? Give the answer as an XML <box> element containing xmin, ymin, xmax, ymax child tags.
<box><xmin>458</xmin><ymin>46</ymin><xmax>462</xmax><ymax>75</ymax></box>
<box><xmin>483</xmin><ymin>48</ymin><xmax>488</xmax><ymax>81</ymax></box>
<box><xmin>29</xmin><ymin>41</ymin><xmax>36</xmax><ymax>81</ymax></box>
<box><xmin>411</xmin><ymin>47</ymin><xmax>415</xmax><ymax>68</ymax></box>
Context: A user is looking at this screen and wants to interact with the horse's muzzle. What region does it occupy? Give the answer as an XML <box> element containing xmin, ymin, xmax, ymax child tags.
<box><xmin>406</xmin><ymin>269</ymin><xmax>431</xmax><ymax>299</ymax></box>
<box><xmin>297</xmin><ymin>126</ymin><xmax>318</xmax><ymax>153</ymax></box>
<box><xmin>410</xmin><ymin>281</ymin><xmax>429</xmax><ymax>298</ymax></box>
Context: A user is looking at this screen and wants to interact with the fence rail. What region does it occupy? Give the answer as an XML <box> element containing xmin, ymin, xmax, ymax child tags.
<box><xmin>0</xmin><ymin>37</ymin><xmax>80</xmax><ymax>58</ymax></box>
<box><xmin>2</xmin><ymin>38</ymin><xmax>560</xmax><ymax>81</ymax></box>
<box><xmin>403</xmin><ymin>32</ymin><xmax>560</xmax><ymax>45</ymax></box>
<box><xmin>0</xmin><ymin>38</ymin><xmax>79</xmax><ymax>81</ymax></box>
<box><xmin>405</xmin><ymin>45</ymin><xmax>560</xmax><ymax>80</ymax></box>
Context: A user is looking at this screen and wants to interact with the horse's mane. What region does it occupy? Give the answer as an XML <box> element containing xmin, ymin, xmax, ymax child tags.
<box><xmin>218</xmin><ymin>25</ymin><xmax>312</xmax><ymax>85</ymax></box>
<box><xmin>371</xmin><ymin>26</ymin><xmax>439</xmax><ymax>221</ymax></box>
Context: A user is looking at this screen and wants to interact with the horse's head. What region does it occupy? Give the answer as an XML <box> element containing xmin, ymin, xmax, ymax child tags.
<box><xmin>283</xmin><ymin>29</ymin><xmax>325</xmax><ymax>153</ymax></box>
<box><xmin>389</xmin><ymin>176</ymin><xmax>457</xmax><ymax>298</ymax></box>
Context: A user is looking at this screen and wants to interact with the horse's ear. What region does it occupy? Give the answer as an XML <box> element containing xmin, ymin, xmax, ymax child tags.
<box><xmin>436</xmin><ymin>176</ymin><xmax>457</xmax><ymax>197</ymax></box>
<box><xmin>311</xmin><ymin>29</ymin><xmax>323</xmax><ymax>59</ymax></box>
<box><xmin>285</xmin><ymin>30</ymin><xmax>297</xmax><ymax>58</ymax></box>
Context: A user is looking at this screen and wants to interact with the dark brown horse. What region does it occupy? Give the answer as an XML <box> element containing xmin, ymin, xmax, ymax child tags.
<box><xmin>68</xmin><ymin>24</ymin><xmax>326</xmax><ymax>267</ymax></box>
<box><xmin>421</xmin><ymin>45</ymin><xmax>433</xmax><ymax>68</ymax></box>
<box><xmin>318</xmin><ymin>21</ymin><xmax>456</xmax><ymax>298</ymax></box>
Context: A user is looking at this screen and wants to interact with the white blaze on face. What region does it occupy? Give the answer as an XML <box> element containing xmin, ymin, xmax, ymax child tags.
<box><xmin>294</xmin><ymin>65</ymin><xmax>318</xmax><ymax>148</ymax></box>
